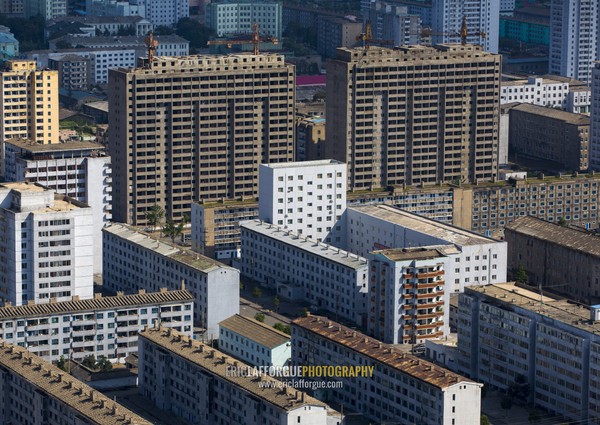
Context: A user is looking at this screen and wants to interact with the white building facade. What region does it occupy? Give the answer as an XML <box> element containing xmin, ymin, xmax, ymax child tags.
<box><xmin>102</xmin><ymin>224</ymin><xmax>239</xmax><ymax>337</ymax></box>
<box><xmin>549</xmin><ymin>0</ymin><xmax>600</xmax><ymax>85</ymax></box>
<box><xmin>432</xmin><ymin>0</ymin><xmax>499</xmax><ymax>53</ymax></box>
<box><xmin>139</xmin><ymin>327</ymin><xmax>332</xmax><ymax>425</ymax></box>
<box><xmin>292</xmin><ymin>315</ymin><xmax>482</xmax><ymax>425</ymax></box>
<box><xmin>3</xmin><ymin>140</ymin><xmax>111</xmax><ymax>274</ymax></box>
<box><xmin>458</xmin><ymin>283</ymin><xmax>600</xmax><ymax>423</ymax></box>
<box><xmin>219</xmin><ymin>314</ymin><xmax>291</xmax><ymax>367</ymax></box>
<box><xmin>259</xmin><ymin>160</ymin><xmax>347</xmax><ymax>245</ymax></box>
<box><xmin>145</xmin><ymin>0</ymin><xmax>188</xmax><ymax>27</ymax></box>
<box><xmin>206</xmin><ymin>0</ymin><xmax>282</xmax><ymax>39</ymax></box>
<box><xmin>346</xmin><ymin>205</ymin><xmax>508</xmax><ymax>293</ymax></box>
<box><xmin>240</xmin><ymin>220</ymin><xmax>368</xmax><ymax>324</ymax></box>
<box><xmin>501</xmin><ymin>76</ymin><xmax>592</xmax><ymax>114</ymax></box>
<box><xmin>0</xmin><ymin>183</ymin><xmax>93</xmax><ymax>306</ymax></box>
<box><xmin>0</xmin><ymin>289</ymin><xmax>193</xmax><ymax>362</ymax></box>
<box><xmin>367</xmin><ymin>2</ymin><xmax>421</xmax><ymax>46</ymax></box>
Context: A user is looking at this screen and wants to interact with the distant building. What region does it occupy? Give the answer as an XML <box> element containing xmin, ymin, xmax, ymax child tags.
<box><xmin>206</xmin><ymin>0</ymin><xmax>282</xmax><ymax>39</ymax></box>
<box><xmin>0</xmin><ymin>341</ymin><xmax>152</xmax><ymax>425</ymax></box>
<box><xmin>3</xmin><ymin>139</ymin><xmax>111</xmax><ymax>274</ymax></box>
<box><xmin>367</xmin><ymin>2</ymin><xmax>421</xmax><ymax>46</ymax></box>
<box><xmin>505</xmin><ymin>216</ymin><xmax>600</xmax><ymax>303</ymax></box>
<box><xmin>0</xmin><ymin>289</ymin><xmax>193</xmax><ymax>362</ymax></box>
<box><xmin>549</xmin><ymin>0</ymin><xmax>600</xmax><ymax>84</ymax></box>
<box><xmin>46</xmin><ymin>15</ymin><xmax>153</xmax><ymax>37</ymax></box>
<box><xmin>499</xmin><ymin>8</ymin><xmax>549</xmax><ymax>46</ymax></box>
<box><xmin>219</xmin><ymin>314</ymin><xmax>291</xmax><ymax>367</ymax></box>
<box><xmin>501</xmin><ymin>75</ymin><xmax>591</xmax><ymax>114</ymax></box>
<box><xmin>48</xmin><ymin>54</ymin><xmax>93</xmax><ymax>91</ymax></box>
<box><xmin>0</xmin><ymin>183</ymin><xmax>93</xmax><ymax>306</ymax></box>
<box><xmin>139</xmin><ymin>327</ymin><xmax>333</xmax><ymax>425</ymax></box>
<box><xmin>0</xmin><ymin>26</ymin><xmax>19</xmax><ymax>60</ymax></box>
<box><xmin>296</xmin><ymin>114</ymin><xmax>325</xmax><ymax>161</ymax></box>
<box><xmin>0</xmin><ymin>0</ymin><xmax>24</xmax><ymax>16</ymax></box>
<box><xmin>591</xmin><ymin>63</ymin><xmax>600</xmax><ymax>170</ymax></box>
<box><xmin>317</xmin><ymin>17</ymin><xmax>362</xmax><ymax>58</ymax></box>
<box><xmin>259</xmin><ymin>160</ymin><xmax>347</xmax><ymax>245</ymax></box>
<box><xmin>240</xmin><ymin>220</ymin><xmax>368</xmax><ymax>324</ymax></box>
<box><xmin>458</xmin><ymin>282</ymin><xmax>600</xmax><ymax>423</ymax></box>
<box><xmin>102</xmin><ymin>224</ymin><xmax>239</xmax><ymax>336</ymax></box>
<box><xmin>432</xmin><ymin>0</ymin><xmax>499</xmax><ymax>53</ymax></box>
<box><xmin>24</xmin><ymin>0</ymin><xmax>66</xmax><ymax>19</ymax></box>
<box><xmin>144</xmin><ymin>0</ymin><xmax>188</xmax><ymax>26</ymax></box>
<box><xmin>89</xmin><ymin>0</ymin><xmax>147</xmax><ymax>17</ymax></box>
<box><xmin>292</xmin><ymin>315</ymin><xmax>482</xmax><ymax>425</ymax></box>
<box><xmin>509</xmin><ymin>103</ymin><xmax>590</xmax><ymax>172</ymax></box>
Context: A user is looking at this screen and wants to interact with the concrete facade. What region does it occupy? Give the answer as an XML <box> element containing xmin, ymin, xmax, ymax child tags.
<box><xmin>102</xmin><ymin>224</ymin><xmax>239</xmax><ymax>337</ymax></box>
<box><xmin>0</xmin><ymin>183</ymin><xmax>93</xmax><ymax>306</ymax></box>
<box><xmin>592</xmin><ymin>63</ymin><xmax>600</xmax><ymax>170</ymax></box>
<box><xmin>206</xmin><ymin>0</ymin><xmax>282</xmax><ymax>39</ymax></box>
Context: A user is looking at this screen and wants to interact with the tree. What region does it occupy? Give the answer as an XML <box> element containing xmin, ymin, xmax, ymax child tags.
<box><xmin>528</xmin><ymin>410</ymin><xmax>542</xmax><ymax>425</ymax></box>
<box><xmin>82</xmin><ymin>354</ymin><xmax>96</xmax><ymax>369</ymax></box>
<box><xmin>252</xmin><ymin>286</ymin><xmax>262</xmax><ymax>298</ymax></box>
<box><xmin>56</xmin><ymin>355</ymin><xmax>67</xmax><ymax>371</ymax></box>
<box><xmin>312</xmin><ymin>89</ymin><xmax>326</xmax><ymax>102</ymax></box>
<box><xmin>145</xmin><ymin>205</ymin><xmax>164</xmax><ymax>232</ymax></box>
<box><xmin>273</xmin><ymin>322</ymin><xmax>291</xmax><ymax>335</ymax></box>
<box><xmin>175</xmin><ymin>18</ymin><xmax>214</xmax><ymax>52</ymax></box>
<box><xmin>480</xmin><ymin>415</ymin><xmax>491</xmax><ymax>425</ymax></box>
<box><xmin>515</xmin><ymin>265</ymin><xmax>528</xmax><ymax>284</ymax></box>
<box><xmin>163</xmin><ymin>218</ymin><xmax>184</xmax><ymax>245</ymax></box>
<box><xmin>500</xmin><ymin>395</ymin><xmax>513</xmax><ymax>416</ymax></box>
<box><xmin>254</xmin><ymin>313</ymin><xmax>265</xmax><ymax>322</ymax></box>
<box><xmin>301</xmin><ymin>307</ymin><xmax>309</xmax><ymax>317</ymax></box>
<box><xmin>273</xmin><ymin>296</ymin><xmax>281</xmax><ymax>312</ymax></box>
<box><xmin>558</xmin><ymin>216</ymin><xmax>567</xmax><ymax>226</ymax></box>
<box><xmin>154</xmin><ymin>25</ymin><xmax>175</xmax><ymax>35</ymax></box>
<box><xmin>508</xmin><ymin>374</ymin><xmax>529</xmax><ymax>401</ymax></box>
<box><xmin>96</xmin><ymin>355</ymin><xmax>113</xmax><ymax>372</ymax></box>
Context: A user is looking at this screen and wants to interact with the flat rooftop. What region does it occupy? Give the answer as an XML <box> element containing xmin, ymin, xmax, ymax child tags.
<box><xmin>510</xmin><ymin>103</ymin><xmax>590</xmax><ymax>125</ymax></box>
<box><xmin>241</xmin><ymin>220</ymin><xmax>368</xmax><ymax>270</ymax></box>
<box><xmin>219</xmin><ymin>314</ymin><xmax>290</xmax><ymax>349</ymax></box>
<box><xmin>373</xmin><ymin>245</ymin><xmax>459</xmax><ymax>262</ymax></box>
<box><xmin>505</xmin><ymin>216</ymin><xmax>600</xmax><ymax>259</ymax></box>
<box><xmin>140</xmin><ymin>327</ymin><xmax>327</xmax><ymax>411</ymax></box>
<box><xmin>0</xmin><ymin>342</ymin><xmax>151</xmax><ymax>425</ymax></box>
<box><xmin>348</xmin><ymin>204</ymin><xmax>498</xmax><ymax>246</ymax></box>
<box><xmin>0</xmin><ymin>289</ymin><xmax>193</xmax><ymax>320</ymax></box>
<box><xmin>261</xmin><ymin>159</ymin><xmax>343</xmax><ymax>169</ymax></box>
<box><xmin>466</xmin><ymin>283</ymin><xmax>600</xmax><ymax>335</ymax></box>
<box><xmin>1</xmin><ymin>182</ymin><xmax>47</xmax><ymax>192</ymax></box>
<box><xmin>103</xmin><ymin>224</ymin><xmax>236</xmax><ymax>273</ymax></box>
<box><xmin>5</xmin><ymin>138</ymin><xmax>105</xmax><ymax>153</ymax></box>
<box><xmin>293</xmin><ymin>316</ymin><xmax>474</xmax><ymax>389</ymax></box>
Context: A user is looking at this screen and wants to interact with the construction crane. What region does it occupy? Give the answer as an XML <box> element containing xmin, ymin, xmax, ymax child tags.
<box><xmin>421</xmin><ymin>16</ymin><xmax>486</xmax><ymax>45</ymax></box>
<box><xmin>144</xmin><ymin>32</ymin><xmax>159</xmax><ymax>68</ymax></box>
<box><xmin>207</xmin><ymin>22</ymin><xmax>278</xmax><ymax>55</ymax></box>
<box><xmin>356</xmin><ymin>20</ymin><xmax>394</xmax><ymax>50</ymax></box>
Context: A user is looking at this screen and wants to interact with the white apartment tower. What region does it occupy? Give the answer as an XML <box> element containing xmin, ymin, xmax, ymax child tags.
<box><xmin>259</xmin><ymin>160</ymin><xmax>346</xmax><ymax>245</ymax></box>
<box><xmin>591</xmin><ymin>63</ymin><xmax>600</xmax><ymax>170</ymax></box>
<box><xmin>145</xmin><ymin>0</ymin><xmax>188</xmax><ymax>27</ymax></box>
<box><xmin>549</xmin><ymin>0</ymin><xmax>600</xmax><ymax>85</ymax></box>
<box><xmin>432</xmin><ymin>0</ymin><xmax>499</xmax><ymax>53</ymax></box>
<box><xmin>0</xmin><ymin>183</ymin><xmax>93</xmax><ymax>306</ymax></box>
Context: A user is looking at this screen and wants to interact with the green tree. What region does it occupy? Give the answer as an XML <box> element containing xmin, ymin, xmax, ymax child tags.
<box><xmin>301</xmin><ymin>307</ymin><xmax>309</xmax><ymax>317</ymax></box>
<box><xmin>96</xmin><ymin>356</ymin><xmax>113</xmax><ymax>372</ymax></box>
<box><xmin>163</xmin><ymin>218</ymin><xmax>184</xmax><ymax>244</ymax></box>
<box><xmin>312</xmin><ymin>89</ymin><xmax>326</xmax><ymax>102</ymax></box>
<box><xmin>558</xmin><ymin>216</ymin><xmax>567</xmax><ymax>226</ymax></box>
<box><xmin>252</xmin><ymin>286</ymin><xmax>262</xmax><ymax>298</ymax></box>
<box><xmin>56</xmin><ymin>355</ymin><xmax>67</xmax><ymax>371</ymax></box>
<box><xmin>500</xmin><ymin>395</ymin><xmax>513</xmax><ymax>416</ymax></box>
<box><xmin>82</xmin><ymin>354</ymin><xmax>96</xmax><ymax>369</ymax></box>
<box><xmin>273</xmin><ymin>323</ymin><xmax>291</xmax><ymax>335</ymax></box>
<box><xmin>145</xmin><ymin>205</ymin><xmax>165</xmax><ymax>232</ymax></box>
<box><xmin>154</xmin><ymin>25</ymin><xmax>175</xmax><ymax>35</ymax></box>
<box><xmin>515</xmin><ymin>265</ymin><xmax>528</xmax><ymax>284</ymax></box>
<box><xmin>273</xmin><ymin>296</ymin><xmax>281</xmax><ymax>312</ymax></box>
<box><xmin>176</xmin><ymin>18</ymin><xmax>214</xmax><ymax>52</ymax></box>
<box><xmin>254</xmin><ymin>313</ymin><xmax>265</xmax><ymax>322</ymax></box>
<box><xmin>480</xmin><ymin>414</ymin><xmax>491</xmax><ymax>425</ymax></box>
<box><xmin>508</xmin><ymin>374</ymin><xmax>529</xmax><ymax>401</ymax></box>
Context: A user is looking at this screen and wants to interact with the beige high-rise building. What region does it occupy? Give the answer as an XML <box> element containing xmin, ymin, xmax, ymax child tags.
<box><xmin>0</xmin><ymin>60</ymin><xmax>59</xmax><ymax>145</ymax></box>
<box><xmin>108</xmin><ymin>54</ymin><xmax>295</xmax><ymax>225</ymax></box>
<box><xmin>326</xmin><ymin>44</ymin><xmax>501</xmax><ymax>190</ymax></box>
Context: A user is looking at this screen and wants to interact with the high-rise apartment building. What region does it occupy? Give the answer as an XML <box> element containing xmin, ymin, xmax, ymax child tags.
<box><xmin>24</xmin><ymin>0</ymin><xmax>66</xmax><ymax>19</ymax></box>
<box><xmin>549</xmin><ymin>0</ymin><xmax>600</xmax><ymax>85</ymax></box>
<box><xmin>109</xmin><ymin>54</ymin><xmax>295</xmax><ymax>225</ymax></box>
<box><xmin>0</xmin><ymin>183</ymin><xmax>94</xmax><ymax>306</ymax></box>
<box><xmin>368</xmin><ymin>2</ymin><xmax>421</xmax><ymax>46</ymax></box>
<box><xmin>0</xmin><ymin>61</ymin><xmax>59</xmax><ymax>146</ymax></box>
<box><xmin>591</xmin><ymin>63</ymin><xmax>600</xmax><ymax>170</ymax></box>
<box><xmin>432</xmin><ymin>0</ymin><xmax>499</xmax><ymax>53</ymax></box>
<box><xmin>326</xmin><ymin>45</ymin><xmax>501</xmax><ymax>190</ymax></box>
<box><xmin>206</xmin><ymin>0</ymin><xmax>282</xmax><ymax>39</ymax></box>
<box><xmin>144</xmin><ymin>0</ymin><xmax>188</xmax><ymax>27</ymax></box>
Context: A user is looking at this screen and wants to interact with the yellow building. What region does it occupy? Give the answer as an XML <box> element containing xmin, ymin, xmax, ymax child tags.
<box><xmin>0</xmin><ymin>60</ymin><xmax>59</xmax><ymax>145</ymax></box>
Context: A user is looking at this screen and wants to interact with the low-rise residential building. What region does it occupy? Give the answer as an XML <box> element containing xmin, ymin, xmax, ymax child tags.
<box><xmin>292</xmin><ymin>315</ymin><xmax>482</xmax><ymax>425</ymax></box>
<box><xmin>258</xmin><ymin>160</ymin><xmax>347</xmax><ymax>245</ymax></box>
<box><xmin>3</xmin><ymin>140</ymin><xmax>111</xmax><ymax>273</ymax></box>
<box><xmin>509</xmin><ymin>103</ymin><xmax>590</xmax><ymax>172</ymax></box>
<box><xmin>505</xmin><ymin>216</ymin><xmax>600</xmax><ymax>303</ymax></box>
<box><xmin>0</xmin><ymin>289</ymin><xmax>193</xmax><ymax>362</ymax></box>
<box><xmin>0</xmin><ymin>183</ymin><xmax>93</xmax><ymax>306</ymax></box>
<box><xmin>0</xmin><ymin>341</ymin><xmax>151</xmax><ymax>425</ymax></box>
<box><xmin>139</xmin><ymin>326</ymin><xmax>332</xmax><ymax>425</ymax></box>
<box><xmin>240</xmin><ymin>220</ymin><xmax>368</xmax><ymax>324</ymax></box>
<box><xmin>458</xmin><ymin>282</ymin><xmax>600</xmax><ymax>423</ymax></box>
<box><xmin>347</xmin><ymin>205</ymin><xmax>508</xmax><ymax>293</ymax></box>
<box><xmin>102</xmin><ymin>224</ymin><xmax>239</xmax><ymax>337</ymax></box>
<box><xmin>296</xmin><ymin>114</ymin><xmax>325</xmax><ymax>162</ymax></box>
<box><xmin>501</xmin><ymin>75</ymin><xmax>591</xmax><ymax>114</ymax></box>
<box><xmin>219</xmin><ymin>314</ymin><xmax>291</xmax><ymax>367</ymax></box>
